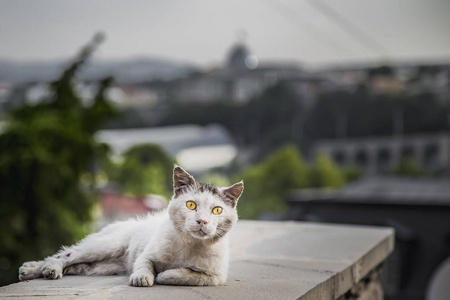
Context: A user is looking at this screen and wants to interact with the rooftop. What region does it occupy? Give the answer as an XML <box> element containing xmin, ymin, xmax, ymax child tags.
<box><xmin>96</xmin><ymin>124</ymin><xmax>237</xmax><ymax>172</ymax></box>
<box><xmin>289</xmin><ymin>176</ymin><xmax>450</xmax><ymax>206</ymax></box>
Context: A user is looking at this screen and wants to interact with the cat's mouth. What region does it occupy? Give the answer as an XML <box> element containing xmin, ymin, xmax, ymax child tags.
<box><xmin>191</xmin><ymin>228</ymin><xmax>209</xmax><ymax>239</ymax></box>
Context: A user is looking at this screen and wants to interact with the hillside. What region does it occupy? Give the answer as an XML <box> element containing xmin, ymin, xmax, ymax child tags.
<box><xmin>0</xmin><ymin>57</ymin><xmax>198</xmax><ymax>83</ymax></box>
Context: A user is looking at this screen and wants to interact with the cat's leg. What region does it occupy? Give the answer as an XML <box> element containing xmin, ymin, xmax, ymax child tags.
<box><xmin>41</xmin><ymin>243</ymin><xmax>126</xmax><ymax>279</ymax></box>
<box><xmin>41</xmin><ymin>256</ymin><xmax>65</xmax><ymax>279</ymax></box>
<box><xmin>155</xmin><ymin>268</ymin><xmax>222</xmax><ymax>286</ymax></box>
<box><xmin>18</xmin><ymin>261</ymin><xmax>45</xmax><ymax>281</ymax></box>
<box><xmin>38</xmin><ymin>225</ymin><xmax>128</xmax><ymax>280</ymax></box>
<box><xmin>19</xmin><ymin>255</ymin><xmax>73</xmax><ymax>280</ymax></box>
<box><xmin>129</xmin><ymin>251</ymin><xmax>156</xmax><ymax>287</ymax></box>
<box><xmin>63</xmin><ymin>260</ymin><xmax>126</xmax><ymax>276</ymax></box>
<box><xmin>19</xmin><ymin>254</ymin><xmax>73</xmax><ymax>280</ymax></box>
<box><xmin>19</xmin><ymin>221</ymin><xmax>131</xmax><ymax>281</ymax></box>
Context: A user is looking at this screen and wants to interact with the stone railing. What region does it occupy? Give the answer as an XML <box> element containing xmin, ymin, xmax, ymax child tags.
<box><xmin>0</xmin><ymin>220</ymin><xmax>394</xmax><ymax>299</ymax></box>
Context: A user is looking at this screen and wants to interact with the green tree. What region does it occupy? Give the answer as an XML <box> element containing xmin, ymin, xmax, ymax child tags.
<box><xmin>0</xmin><ymin>34</ymin><xmax>118</xmax><ymax>286</ymax></box>
<box><xmin>342</xmin><ymin>166</ymin><xmax>364</xmax><ymax>182</ymax></box>
<box><xmin>108</xmin><ymin>144</ymin><xmax>174</xmax><ymax>197</ymax></box>
<box><xmin>390</xmin><ymin>157</ymin><xmax>427</xmax><ymax>177</ymax></box>
<box><xmin>236</xmin><ymin>145</ymin><xmax>309</xmax><ymax>219</ymax></box>
<box><xmin>309</xmin><ymin>153</ymin><xmax>346</xmax><ymax>188</ymax></box>
<box><xmin>235</xmin><ymin>147</ymin><xmax>352</xmax><ymax>219</ymax></box>
<box><xmin>199</xmin><ymin>173</ymin><xmax>231</xmax><ymax>188</ymax></box>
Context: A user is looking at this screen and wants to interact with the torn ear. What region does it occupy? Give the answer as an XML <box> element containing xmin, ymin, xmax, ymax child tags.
<box><xmin>222</xmin><ymin>181</ymin><xmax>244</xmax><ymax>208</ymax></box>
<box><xmin>173</xmin><ymin>165</ymin><xmax>196</xmax><ymax>194</ymax></box>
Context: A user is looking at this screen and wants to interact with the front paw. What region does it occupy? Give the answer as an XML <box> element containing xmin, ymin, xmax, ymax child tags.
<box><xmin>42</xmin><ymin>264</ymin><xmax>63</xmax><ymax>280</ymax></box>
<box><xmin>41</xmin><ymin>257</ymin><xmax>63</xmax><ymax>280</ymax></box>
<box><xmin>19</xmin><ymin>261</ymin><xmax>44</xmax><ymax>281</ymax></box>
<box><xmin>155</xmin><ymin>269</ymin><xmax>180</xmax><ymax>285</ymax></box>
<box><xmin>129</xmin><ymin>271</ymin><xmax>154</xmax><ymax>287</ymax></box>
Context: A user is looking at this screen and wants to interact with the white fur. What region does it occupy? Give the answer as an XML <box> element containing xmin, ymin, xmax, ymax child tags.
<box><xmin>19</xmin><ymin>168</ymin><xmax>243</xmax><ymax>287</ymax></box>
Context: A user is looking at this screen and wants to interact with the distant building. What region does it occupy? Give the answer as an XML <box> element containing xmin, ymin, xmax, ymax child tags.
<box><xmin>145</xmin><ymin>43</ymin><xmax>325</xmax><ymax>105</ymax></box>
<box><xmin>226</xmin><ymin>43</ymin><xmax>258</xmax><ymax>71</ymax></box>
<box><xmin>313</xmin><ymin>133</ymin><xmax>450</xmax><ymax>175</ymax></box>
<box><xmin>107</xmin><ymin>84</ymin><xmax>158</xmax><ymax>107</ymax></box>
<box><xmin>0</xmin><ymin>82</ymin><xmax>11</xmax><ymax>103</ymax></box>
<box><xmin>0</xmin><ymin>82</ymin><xmax>12</xmax><ymax>114</ymax></box>
<box><xmin>0</xmin><ymin>81</ymin><xmax>158</xmax><ymax>112</ymax></box>
<box><xmin>3</xmin><ymin>45</ymin><xmax>448</xmax><ymax>110</ymax></box>
<box><xmin>97</xmin><ymin>124</ymin><xmax>237</xmax><ymax>173</ymax></box>
<box><xmin>144</xmin><ymin>46</ymin><xmax>450</xmax><ymax>106</ymax></box>
<box><xmin>316</xmin><ymin>63</ymin><xmax>450</xmax><ymax>100</ymax></box>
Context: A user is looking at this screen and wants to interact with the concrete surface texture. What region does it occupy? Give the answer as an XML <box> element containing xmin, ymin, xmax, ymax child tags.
<box><xmin>0</xmin><ymin>220</ymin><xmax>394</xmax><ymax>300</ymax></box>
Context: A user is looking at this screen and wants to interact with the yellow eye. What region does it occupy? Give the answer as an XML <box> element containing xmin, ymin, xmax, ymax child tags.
<box><xmin>186</xmin><ymin>201</ymin><xmax>197</xmax><ymax>210</ymax></box>
<box><xmin>212</xmin><ymin>206</ymin><xmax>223</xmax><ymax>215</ymax></box>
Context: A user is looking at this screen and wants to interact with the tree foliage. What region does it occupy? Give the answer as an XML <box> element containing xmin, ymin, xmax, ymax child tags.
<box><xmin>342</xmin><ymin>166</ymin><xmax>364</xmax><ymax>182</ymax></box>
<box><xmin>106</xmin><ymin>144</ymin><xmax>174</xmax><ymax>197</ymax></box>
<box><xmin>390</xmin><ymin>157</ymin><xmax>427</xmax><ymax>177</ymax></box>
<box><xmin>236</xmin><ymin>145</ymin><xmax>309</xmax><ymax>219</ymax></box>
<box><xmin>0</xmin><ymin>34</ymin><xmax>118</xmax><ymax>286</ymax></box>
<box><xmin>236</xmin><ymin>145</ymin><xmax>350</xmax><ymax>219</ymax></box>
<box><xmin>309</xmin><ymin>153</ymin><xmax>346</xmax><ymax>188</ymax></box>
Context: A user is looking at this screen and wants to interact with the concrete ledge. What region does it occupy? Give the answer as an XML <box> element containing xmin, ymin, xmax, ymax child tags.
<box><xmin>0</xmin><ymin>221</ymin><xmax>394</xmax><ymax>300</ymax></box>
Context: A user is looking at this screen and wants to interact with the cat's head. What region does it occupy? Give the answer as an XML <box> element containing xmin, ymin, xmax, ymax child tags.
<box><xmin>168</xmin><ymin>165</ymin><xmax>243</xmax><ymax>241</ymax></box>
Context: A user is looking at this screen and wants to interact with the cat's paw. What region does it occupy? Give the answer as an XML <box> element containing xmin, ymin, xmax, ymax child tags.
<box><xmin>155</xmin><ymin>269</ymin><xmax>190</xmax><ymax>285</ymax></box>
<box><xmin>41</xmin><ymin>257</ymin><xmax>64</xmax><ymax>280</ymax></box>
<box><xmin>129</xmin><ymin>271</ymin><xmax>154</xmax><ymax>287</ymax></box>
<box><xmin>156</xmin><ymin>268</ymin><xmax>222</xmax><ymax>286</ymax></box>
<box><xmin>155</xmin><ymin>269</ymin><xmax>177</xmax><ymax>285</ymax></box>
<box><xmin>19</xmin><ymin>261</ymin><xmax>44</xmax><ymax>281</ymax></box>
<box><xmin>42</xmin><ymin>264</ymin><xmax>63</xmax><ymax>280</ymax></box>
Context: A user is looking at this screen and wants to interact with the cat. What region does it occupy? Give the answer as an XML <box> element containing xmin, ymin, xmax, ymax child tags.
<box><xmin>18</xmin><ymin>165</ymin><xmax>244</xmax><ymax>287</ymax></box>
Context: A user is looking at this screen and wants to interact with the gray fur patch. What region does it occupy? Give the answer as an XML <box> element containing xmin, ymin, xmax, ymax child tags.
<box><xmin>197</xmin><ymin>183</ymin><xmax>219</xmax><ymax>195</ymax></box>
<box><xmin>63</xmin><ymin>263</ymin><xmax>95</xmax><ymax>275</ymax></box>
<box><xmin>173</xmin><ymin>182</ymin><xmax>236</xmax><ymax>208</ymax></box>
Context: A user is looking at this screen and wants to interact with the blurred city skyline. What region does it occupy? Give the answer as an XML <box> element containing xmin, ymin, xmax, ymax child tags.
<box><xmin>1</xmin><ymin>0</ymin><xmax>450</xmax><ymax>68</ymax></box>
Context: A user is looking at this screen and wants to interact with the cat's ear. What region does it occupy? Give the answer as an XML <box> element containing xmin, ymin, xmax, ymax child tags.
<box><xmin>173</xmin><ymin>165</ymin><xmax>196</xmax><ymax>195</ymax></box>
<box><xmin>222</xmin><ymin>181</ymin><xmax>244</xmax><ymax>208</ymax></box>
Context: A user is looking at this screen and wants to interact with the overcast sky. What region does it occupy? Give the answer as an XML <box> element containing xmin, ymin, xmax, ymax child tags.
<box><xmin>1</xmin><ymin>0</ymin><xmax>449</xmax><ymax>68</ymax></box>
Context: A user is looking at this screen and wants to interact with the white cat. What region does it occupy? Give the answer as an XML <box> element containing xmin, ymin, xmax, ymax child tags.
<box><xmin>18</xmin><ymin>166</ymin><xmax>244</xmax><ymax>286</ymax></box>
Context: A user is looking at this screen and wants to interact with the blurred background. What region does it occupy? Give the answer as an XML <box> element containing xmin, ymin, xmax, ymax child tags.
<box><xmin>1</xmin><ymin>1</ymin><xmax>450</xmax><ymax>299</ymax></box>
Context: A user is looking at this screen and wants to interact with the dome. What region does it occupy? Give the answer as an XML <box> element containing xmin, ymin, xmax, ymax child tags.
<box><xmin>226</xmin><ymin>44</ymin><xmax>258</xmax><ymax>71</ymax></box>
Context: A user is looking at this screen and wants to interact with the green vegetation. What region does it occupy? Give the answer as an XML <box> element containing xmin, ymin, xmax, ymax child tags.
<box><xmin>390</xmin><ymin>157</ymin><xmax>427</xmax><ymax>177</ymax></box>
<box><xmin>106</xmin><ymin>144</ymin><xmax>175</xmax><ymax>198</ymax></box>
<box><xmin>199</xmin><ymin>173</ymin><xmax>231</xmax><ymax>188</ymax></box>
<box><xmin>3</xmin><ymin>32</ymin><xmax>438</xmax><ymax>288</ymax></box>
<box><xmin>0</xmin><ymin>34</ymin><xmax>118</xmax><ymax>286</ymax></box>
<box><xmin>309</xmin><ymin>153</ymin><xmax>346</xmax><ymax>188</ymax></box>
<box><xmin>342</xmin><ymin>166</ymin><xmax>364</xmax><ymax>182</ymax></box>
<box><xmin>236</xmin><ymin>145</ymin><xmax>353</xmax><ymax>219</ymax></box>
<box><xmin>236</xmin><ymin>145</ymin><xmax>308</xmax><ymax>219</ymax></box>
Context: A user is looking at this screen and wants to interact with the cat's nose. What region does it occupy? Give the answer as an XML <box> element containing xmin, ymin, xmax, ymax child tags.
<box><xmin>196</xmin><ymin>219</ymin><xmax>208</xmax><ymax>225</ymax></box>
